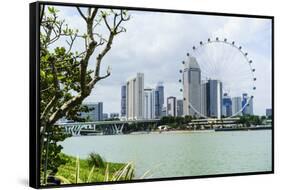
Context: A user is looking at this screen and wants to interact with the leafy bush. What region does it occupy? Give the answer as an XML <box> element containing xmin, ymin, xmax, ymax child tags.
<box><xmin>87</xmin><ymin>152</ymin><xmax>106</xmax><ymax>168</ymax></box>
<box><xmin>56</xmin><ymin>155</ymin><xmax>135</xmax><ymax>184</ymax></box>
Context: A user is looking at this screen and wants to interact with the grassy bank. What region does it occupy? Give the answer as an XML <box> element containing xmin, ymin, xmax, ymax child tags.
<box><xmin>55</xmin><ymin>153</ymin><xmax>134</xmax><ymax>184</ymax></box>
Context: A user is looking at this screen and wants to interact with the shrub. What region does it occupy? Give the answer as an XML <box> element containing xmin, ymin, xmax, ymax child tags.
<box><xmin>87</xmin><ymin>152</ymin><xmax>106</xmax><ymax>168</ymax></box>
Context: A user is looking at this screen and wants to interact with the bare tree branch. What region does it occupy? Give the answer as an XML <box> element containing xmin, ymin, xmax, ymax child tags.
<box><xmin>66</xmin><ymin>33</ymin><xmax>77</xmax><ymax>54</ymax></box>
<box><xmin>90</xmin><ymin>8</ymin><xmax>98</xmax><ymax>20</ymax></box>
<box><xmin>43</xmin><ymin>7</ymin><xmax>130</xmax><ymax>131</ymax></box>
<box><xmin>76</xmin><ymin>7</ymin><xmax>87</xmax><ymax>21</ymax></box>
<box><xmin>102</xmin><ymin>16</ymin><xmax>112</xmax><ymax>31</ymax></box>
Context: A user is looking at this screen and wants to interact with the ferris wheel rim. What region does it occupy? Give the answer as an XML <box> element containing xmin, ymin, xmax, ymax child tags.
<box><xmin>181</xmin><ymin>37</ymin><xmax>257</xmax><ymax>119</ymax></box>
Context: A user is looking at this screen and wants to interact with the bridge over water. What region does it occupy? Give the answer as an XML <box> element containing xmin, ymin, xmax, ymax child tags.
<box><xmin>54</xmin><ymin>119</ymin><xmax>160</xmax><ymax>136</ymax></box>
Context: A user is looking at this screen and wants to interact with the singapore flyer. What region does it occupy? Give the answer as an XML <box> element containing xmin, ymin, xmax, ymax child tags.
<box><xmin>180</xmin><ymin>37</ymin><xmax>256</xmax><ymax>119</ymax></box>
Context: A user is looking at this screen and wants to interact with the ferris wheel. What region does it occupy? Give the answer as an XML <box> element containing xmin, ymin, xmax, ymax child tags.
<box><xmin>179</xmin><ymin>37</ymin><xmax>256</xmax><ymax>118</ymax></box>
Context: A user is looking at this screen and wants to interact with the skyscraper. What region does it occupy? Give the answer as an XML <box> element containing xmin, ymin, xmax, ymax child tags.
<box><xmin>103</xmin><ymin>113</ymin><xmax>108</xmax><ymax>120</ymax></box>
<box><xmin>155</xmin><ymin>82</ymin><xmax>164</xmax><ymax>118</ymax></box>
<box><xmin>144</xmin><ymin>88</ymin><xmax>156</xmax><ymax>119</ymax></box>
<box><xmin>126</xmin><ymin>73</ymin><xmax>144</xmax><ymax>120</ymax></box>
<box><xmin>177</xmin><ymin>99</ymin><xmax>184</xmax><ymax>117</ymax></box>
<box><xmin>232</xmin><ymin>97</ymin><xmax>242</xmax><ymax>116</ymax></box>
<box><xmin>162</xmin><ymin>107</ymin><xmax>167</xmax><ymax>117</ymax></box>
<box><xmin>206</xmin><ymin>80</ymin><xmax>222</xmax><ymax>118</ymax></box>
<box><xmin>121</xmin><ymin>85</ymin><xmax>126</xmax><ymax>117</ymax></box>
<box><xmin>242</xmin><ymin>93</ymin><xmax>254</xmax><ymax>115</ymax></box>
<box><xmin>183</xmin><ymin>56</ymin><xmax>201</xmax><ymax>117</ymax></box>
<box><xmin>222</xmin><ymin>93</ymin><xmax>232</xmax><ymax>117</ymax></box>
<box><xmin>167</xmin><ymin>96</ymin><xmax>177</xmax><ymax>116</ymax></box>
<box><xmin>201</xmin><ymin>82</ymin><xmax>207</xmax><ymax>116</ymax></box>
<box><xmin>266</xmin><ymin>108</ymin><xmax>272</xmax><ymax>117</ymax></box>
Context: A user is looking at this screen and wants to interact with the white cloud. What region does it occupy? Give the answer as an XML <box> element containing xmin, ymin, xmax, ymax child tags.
<box><xmin>47</xmin><ymin>6</ymin><xmax>272</xmax><ymax>115</ymax></box>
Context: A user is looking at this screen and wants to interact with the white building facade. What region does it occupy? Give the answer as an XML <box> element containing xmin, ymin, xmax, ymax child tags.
<box><xmin>232</xmin><ymin>97</ymin><xmax>242</xmax><ymax>116</ymax></box>
<box><xmin>144</xmin><ymin>88</ymin><xmax>156</xmax><ymax>119</ymax></box>
<box><xmin>183</xmin><ymin>56</ymin><xmax>201</xmax><ymax>116</ymax></box>
<box><xmin>126</xmin><ymin>73</ymin><xmax>144</xmax><ymax>120</ymax></box>
<box><xmin>167</xmin><ymin>96</ymin><xmax>177</xmax><ymax>116</ymax></box>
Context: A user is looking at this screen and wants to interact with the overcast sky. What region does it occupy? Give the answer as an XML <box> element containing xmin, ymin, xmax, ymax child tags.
<box><xmin>49</xmin><ymin>6</ymin><xmax>272</xmax><ymax>116</ymax></box>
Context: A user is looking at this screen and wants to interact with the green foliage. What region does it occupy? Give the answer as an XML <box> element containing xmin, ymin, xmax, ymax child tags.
<box><xmin>56</xmin><ymin>154</ymin><xmax>134</xmax><ymax>184</ymax></box>
<box><xmin>39</xmin><ymin>5</ymin><xmax>130</xmax><ymax>185</ymax></box>
<box><xmin>238</xmin><ymin>115</ymin><xmax>263</xmax><ymax>127</ymax></box>
<box><xmin>87</xmin><ymin>152</ymin><xmax>106</xmax><ymax>168</ymax></box>
<box><xmin>48</xmin><ymin>6</ymin><xmax>59</xmax><ymax>14</ymax></box>
<box><xmin>159</xmin><ymin>115</ymin><xmax>192</xmax><ymax>129</ymax></box>
<box><xmin>40</xmin><ymin>6</ymin><xmax>93</xmax><ymax>185</ymax></box>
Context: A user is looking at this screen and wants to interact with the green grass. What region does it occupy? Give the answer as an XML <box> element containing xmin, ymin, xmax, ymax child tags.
<box><xmin>55</xmin><ymin>153</ymin><xmax>134</xmax><ymax>184</ymax></box>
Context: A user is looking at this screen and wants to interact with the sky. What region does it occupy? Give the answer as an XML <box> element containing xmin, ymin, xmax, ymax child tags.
<box><xmin>46</xmin><ymin>5</ymin><xmax>272</xmax><ymax>116</ymax></box>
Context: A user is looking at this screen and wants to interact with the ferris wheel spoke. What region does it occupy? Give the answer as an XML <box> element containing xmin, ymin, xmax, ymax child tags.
<box><xmin>201</xmin><ymin>43</ymin><xmax>217</xmax><ymax>77</ymax></box>
<box><xmin>183</xmin><ymin>38</ymin><xmax>256</xmax><ymax>118</ymax></box>
<box><xmin>194</xmin><ymin>46</ymin><xmax>215</xmax><ymax>77</ymax></box>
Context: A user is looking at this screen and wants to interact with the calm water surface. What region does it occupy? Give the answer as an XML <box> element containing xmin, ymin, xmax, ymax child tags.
<box><xmin>60</xmin><ymin>130</ymin><xmax>272</xmax><ymax>178</ymax></box>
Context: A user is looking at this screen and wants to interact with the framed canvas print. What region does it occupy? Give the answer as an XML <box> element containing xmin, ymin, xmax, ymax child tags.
<box><xmin>29</xmin><ymin>1</ymin><xmax>274</xmax><ymax>188</ymax></box>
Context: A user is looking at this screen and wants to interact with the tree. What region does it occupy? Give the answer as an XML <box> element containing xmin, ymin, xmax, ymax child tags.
<box><xmin>40</xmin><ymin>6</ymin><xmax>130</xmax><ymax>184</ymax></box>
<box><xmin>238</xmin><ymin>115</ymin><xmax>262</xmax><ymax>127</ymax></box>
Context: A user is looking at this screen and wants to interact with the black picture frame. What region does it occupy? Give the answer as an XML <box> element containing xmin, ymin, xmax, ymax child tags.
<box><xmin>30</xmin><ymin>1</ymin><xmax>274</xmax><ymax>189</ymax></box>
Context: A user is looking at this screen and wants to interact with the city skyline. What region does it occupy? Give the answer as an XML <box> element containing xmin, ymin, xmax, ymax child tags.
<box><xmin>80</xmin><ymin>71</ymin><xmax>259</xmax><ymax>121</ymax></box>
<box><xmin>53</xmin><ymin>6</ymin><xmax>272</xmax><ymax>116</ymax></box>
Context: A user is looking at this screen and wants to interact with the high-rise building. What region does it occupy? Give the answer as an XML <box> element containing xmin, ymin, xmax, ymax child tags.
<box><xmin>121</xmin><ymin>85</ymin><xmax>126</xmax><ymax>117</ymax></box>
<box><xmin>266</xmin><ymin>108</ymin><xmax>272</xmax><ymax>117</ymax></box>
<box><xmin>232</xmin><ymin>97</ymin><xmax>242</xmax><ymax>116</ymax></box>
<box><xmin>167</xmin><ymin>96</ymin><xmax>177</xmax><ymax>116</ymax></box>
<box><xmin>155</xmin><ymin>82</ymin><xmax>164</xmax><ymax>118</ymax></box>
<box><xmin>201</xmin><ymin>82</ymin><xmax>207</xmax><ymax>116</ymax></box>
<box><xmin>242</xmin><ymin>93</ymin><xmax>254</xmax><ymax>115</ymax></box>
<box><xmin>248</xmin><ymin>97</ymin><xmax>254</xmax><ymax>115</ymax></box>
<box><xmin>183</xmin><ymin>56</ymin><xmax>201</xmax><ymax>116</ymax></box>
<box><xmin>144</xmin><ymin>88</ymin><xmax>156</xmax><ymax>119</ymax></box>
<box><xmin>206</xmin><ymin>80</ymin><xmax>222</xmax><ymax>118</ymax></box>
<box><xmin>126</xmin><ymin>73</ymin><xmax>144</xmax><ymax>120</ymax></box>
<box><xmin>222</xmin><ymin>93</ymin><xmax>232</xmax><ymax>117</ymax></box>
<box><xmin>162</xmin><ymin>107</ymin><xmax>167</xmax><ymax>117</ymax></box>
<box><xmin>103</xmin><ymin>113</ymin><xmax>108</xmax><ymax>120</ymax></box>
<box><xmin>177</xmin><ymin>99</ymin><xmax>184</xmax><ymax>117</ymax></box>
<box><xmin>80</xmin><ymin>102</ymin><xmax>103</xmax><ymax>121</ymax></box>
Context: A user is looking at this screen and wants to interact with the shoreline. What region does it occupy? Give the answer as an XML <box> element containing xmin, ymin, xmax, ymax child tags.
<box><xmin>127</xmin><ymin>127</ymin><xmax>272</xmax><ymax>135</ymax></box>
